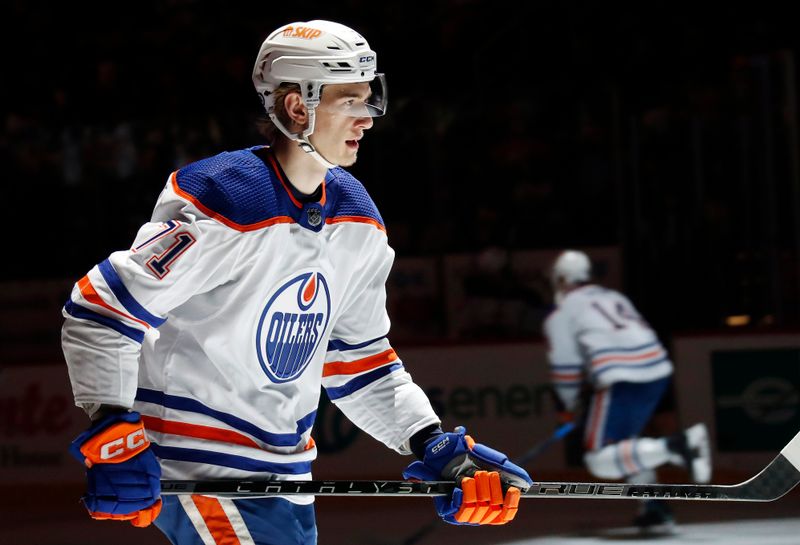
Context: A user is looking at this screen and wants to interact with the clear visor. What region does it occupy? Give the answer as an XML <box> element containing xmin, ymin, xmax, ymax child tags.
<box><xmin>317</xmin><ymin>73</ymin><xmax>387</xmax><ymax>118</ymax></box>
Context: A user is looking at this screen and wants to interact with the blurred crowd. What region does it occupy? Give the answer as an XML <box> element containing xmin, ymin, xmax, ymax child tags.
<box><xmin>5</xmin><ymin>1</ymin><xmax>800</xmax><ymax>333</ymax></box>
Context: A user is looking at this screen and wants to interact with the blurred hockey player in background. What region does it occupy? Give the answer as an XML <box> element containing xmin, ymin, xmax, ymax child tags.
<box><xmin>61</xmin><ymin>19</ymin><xmax>531</xmax><ymax>545</ymax></box>
<box><xmin>543</xmin><ymin>249</ymin><xmax>711</xmax><ymax>534</ymax></box>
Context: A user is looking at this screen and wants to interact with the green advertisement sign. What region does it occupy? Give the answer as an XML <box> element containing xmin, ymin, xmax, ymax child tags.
<box><xmin>712</xmin><ymin>348</ymin><xmax>800</xmax><ymax>451</ymax></box>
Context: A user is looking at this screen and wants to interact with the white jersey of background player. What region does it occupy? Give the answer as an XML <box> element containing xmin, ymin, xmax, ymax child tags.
<box><xmin>62</xmin><ymin>19</ymin><xmax>530</xmax><ymax>545</ymax></box>
<box><xmin>543</xmin><ymin>250</ymin><xmax>711</xmax><ymax>532</ymax></box>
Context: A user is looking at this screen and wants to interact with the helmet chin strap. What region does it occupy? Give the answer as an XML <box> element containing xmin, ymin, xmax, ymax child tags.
<box><xmin>269</xmin><ymin>109</ymin><xmax>336</xmax><ymax>170</ymax></box>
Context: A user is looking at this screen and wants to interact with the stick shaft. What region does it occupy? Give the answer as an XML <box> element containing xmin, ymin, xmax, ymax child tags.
<box><xmin>160</xmin><ymin>430</ymin><xmax>800</xmax><ymax>502</ymax></box>
<box><xmin>159</xmin><ymin>458</ymin><xmax>797</xmax><ymax>501</ymax></box>
<box><xmin>157</xmin><ymin>478</ymin><xmax>776</xmax><ymax>501</ymax></box>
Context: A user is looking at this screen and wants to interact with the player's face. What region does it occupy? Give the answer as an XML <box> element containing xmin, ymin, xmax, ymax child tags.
<box><xmin>310</xmin><ymin>83</ymin><xmax>374</xmax><ymax>167</ymax></box>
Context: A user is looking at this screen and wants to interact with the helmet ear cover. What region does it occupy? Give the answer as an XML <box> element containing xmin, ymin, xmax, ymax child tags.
<box><xmin>299</xmin><ymin>80</ymin><xmax>324</xmax><ymax>109</ymax></box>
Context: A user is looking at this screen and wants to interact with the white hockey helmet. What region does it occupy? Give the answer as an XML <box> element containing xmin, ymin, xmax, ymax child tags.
<box><xmin>252</xmin><ymin>20</ymin><xmax>387</xmax><ymax>166</ymax></box>
<box><xmin>551</xmin><ymin>250</ymin><xmax>592</xmax><ymax>287</ymax></box>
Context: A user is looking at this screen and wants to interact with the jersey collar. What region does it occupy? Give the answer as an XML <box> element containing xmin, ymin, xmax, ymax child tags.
<box><xmin>263</xmin><ymin>147</ymin><xmax>327</xmax><ymax>209</ymax></box>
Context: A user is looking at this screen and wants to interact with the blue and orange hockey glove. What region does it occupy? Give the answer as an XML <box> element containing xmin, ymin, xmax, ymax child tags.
<box><xmin>69</xmin><ymin>411</ymin><xmax>162</xmax><ymax>527</ymax></box>
<box><xmin>403</xmin><ymin>426</ymin><xmax>532</xmax><ymax>525</ymax></box>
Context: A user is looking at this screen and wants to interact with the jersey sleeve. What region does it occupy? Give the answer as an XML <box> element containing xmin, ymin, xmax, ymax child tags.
<box><xmin>62</xmin><ymin>178</ymin><xmax>240</xmax><ymax>412</ymax></box>
<box><xmin>543</xmin><ymin>307</ymin><xmax>584</xmax><ymax>411</ymax></box>
<box><xmin>321</xmin><ymin>236</ymin><xmax>440</xmax><ymax>454</ymax></box>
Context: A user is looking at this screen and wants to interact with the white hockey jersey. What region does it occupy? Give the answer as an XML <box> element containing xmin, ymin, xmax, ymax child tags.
<box><xmin>543</xmin><ymin>284</ymin><xmax>673</xmax><ymax>411</ymax></box>
<box><xmin>61</xmin><ymin>146</ymin><xmax>440</xmax><ymax>500</ymax></box>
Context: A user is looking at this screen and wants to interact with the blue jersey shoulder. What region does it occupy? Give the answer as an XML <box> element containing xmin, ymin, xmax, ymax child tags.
<box><xmin>326</xmin><ymin>168</ymin><xmax>385</xmax><ymax>228</ymax></box>
<box><xmin>175</xmin><ymin>148</ymin><xmax>282</xmax><ymax>227</ymax></box>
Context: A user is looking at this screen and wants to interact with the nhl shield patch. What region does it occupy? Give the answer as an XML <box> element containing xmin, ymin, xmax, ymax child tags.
<box><xmin>307</xmin><ymin>206</ymin><xmax>322</xmax><ymax>227</ymax></box>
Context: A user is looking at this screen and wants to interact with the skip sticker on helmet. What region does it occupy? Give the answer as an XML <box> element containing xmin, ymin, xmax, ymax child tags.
<box><xmin>282</xmin><ymin>26</ymin><xmax>323</xmax><ymax>39</ymax></box>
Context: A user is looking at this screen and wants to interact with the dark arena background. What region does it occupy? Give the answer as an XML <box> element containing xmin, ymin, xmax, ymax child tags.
<box><xmin>3</xmin><ymin>1</ymin><xmax>800</xmax><ymax>544</ymax></box>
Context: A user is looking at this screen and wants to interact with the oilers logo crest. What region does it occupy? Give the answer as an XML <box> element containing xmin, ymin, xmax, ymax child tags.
<box><xmin>255</xmin><ymin>271</ymin><xmax>331</xmax><ymax>383</ymax></box>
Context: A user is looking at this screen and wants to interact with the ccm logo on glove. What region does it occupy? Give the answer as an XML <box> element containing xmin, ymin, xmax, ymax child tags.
<box><xmin>79</xmin><ymin>421</ymin><xmax>151</xmax><ymax>467</ymax></box>
<box><xmin>430</xmin><ymin>436</ymin><xmax>450</xmax><ymax>455</ymax></box>
<box><xmin>100</xmin><ymin>428</ymin><xmax>146</xmax><ymax>460</ymax></box>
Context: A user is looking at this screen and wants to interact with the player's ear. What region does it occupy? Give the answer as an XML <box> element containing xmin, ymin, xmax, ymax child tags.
<box><xmin>284</xmin><ymin>91</ymin><xmax>308</xmax><ymax>128</ymax></box>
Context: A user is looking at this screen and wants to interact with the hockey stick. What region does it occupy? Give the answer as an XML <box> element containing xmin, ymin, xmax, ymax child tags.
<box><xmin>162</xmin><ymin>428</ymin><xmax>800</xmax><ymax>502</ymax></box>
<box><xmin>515</xmin><ymin>421</ymin><xmax>576</xmax><ymax>467</ymax></box>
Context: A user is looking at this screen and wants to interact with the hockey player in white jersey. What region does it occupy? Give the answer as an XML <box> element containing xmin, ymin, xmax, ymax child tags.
<box><xmin>543</xmin><ymin>250</ymin><xmax>711</xmax><ymax>534</ymax></box>
<box><xmin>61</xmin><ymin>20</ymin><xmax>531</xmax><ymax>545</ymax></box>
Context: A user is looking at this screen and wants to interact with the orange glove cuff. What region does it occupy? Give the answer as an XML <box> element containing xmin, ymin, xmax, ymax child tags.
<box><xmin>88</xmin><ymin>499</ymin><xmax>162</xmax><ymax>527</ymax></box>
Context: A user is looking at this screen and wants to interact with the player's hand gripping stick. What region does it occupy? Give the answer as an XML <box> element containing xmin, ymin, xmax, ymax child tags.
<box><xmin>69</xmin><ymin>411</ymin><xmax>162</xmax><ymax>527</ymax></box>
<box><xmin>403</xmin><ymin>426</ymin><xmax>533</xmax><ymax>525</ymax></box>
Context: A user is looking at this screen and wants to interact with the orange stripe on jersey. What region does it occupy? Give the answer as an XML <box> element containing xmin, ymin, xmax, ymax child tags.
<box><xmin>551</xmin><ymin>371</ymin><xmax>582</xmax><ymax>381</ymax></box>
<box><xmin>584</xmin><ymin>389</ymin><xmax>607</xmax><ymax>450</ymax></box>
<box><xmin>620</xmin><ymin>440</ymin><xmax>637</xmax><ymax>473</ymax></box>
<box><xmin>325</xmin><ymin>215</ymin><xmax>386</xmax><ymax>232</ymax></box>
<box><xmin>78</xmin><ymin>275</ymin><xmax>150</xmax><ymax>329</ymax></box>
<box><xmin>322</xmin><ymin>348</ymin><xmax>398</xmax><ymax>377</ymax></box>
<box><xmin>141</xmin><ymin>415</ymin><xmax>261</xmax><ymax>450</ymax></box>
<box><xmin>169</xmin><ymin>171</ymin><xmax>295</xmax><ymax>232</ymax></box>
<box><xmin>265</xmin><ymin>152</ymin><xmax>327</xmax><ymax>207</ymax></box>
<box><xmin>190</xmin><ymin>495</ymin><xmax>241</xmax><ymax>545</ymax></box>
<box><xmin>592</xmin><ymin>348</ymin><xmax>663</xmax><ymax>367</ymax></box>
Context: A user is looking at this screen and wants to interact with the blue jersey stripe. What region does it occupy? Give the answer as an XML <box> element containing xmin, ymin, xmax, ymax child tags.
<box><xmin>64</xmin><ymin>299</ymin><xmax>145</xmax><ymax>343</ymax></box>
<box><xmin>150</xmin><ymin>443</ymin><xmax>312</xmax><ymax>474</ymax></box>
<box><xmin>295</xmin><ymin>410</ymin><xmax>317</xmax><ymax>434</ymax></box>
<box><xmin>136</xmin><ymin>388</ymin><xmax>315</xmax><ymax>447</ymax></box>
<box><xmin>324</xmin><ymin>363</ymin><xmax>403</xmax><ymax>401</ymax></box>
<box><xmin>327</xmin><ymin>335</ymin><xmax>386</xmax><ymax>352</ymax></box>
<box><xmin>589</xmin><ymin>341</ymin><xmax>659</xmax><ymax>357</ymax></box>
<box><xmin>98</xmin><ymin>259</ymin><xmax>167</xmax><ymax>328</ymax></box>
<box><xmin>592</xmin><ymin>357</ymin><xmax>670</xmax><ymax>378</ymax></box>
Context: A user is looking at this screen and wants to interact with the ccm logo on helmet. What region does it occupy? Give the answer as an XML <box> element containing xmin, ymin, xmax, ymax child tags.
<box><xmin>100</xmin><ymin>429</ymin><xmax>147</xmax><ymax>460</ymax></box>
<box><xmin>282</xmin><ymin>26</ymin><xmax>322</xmax><ymax>39</ymax></box>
